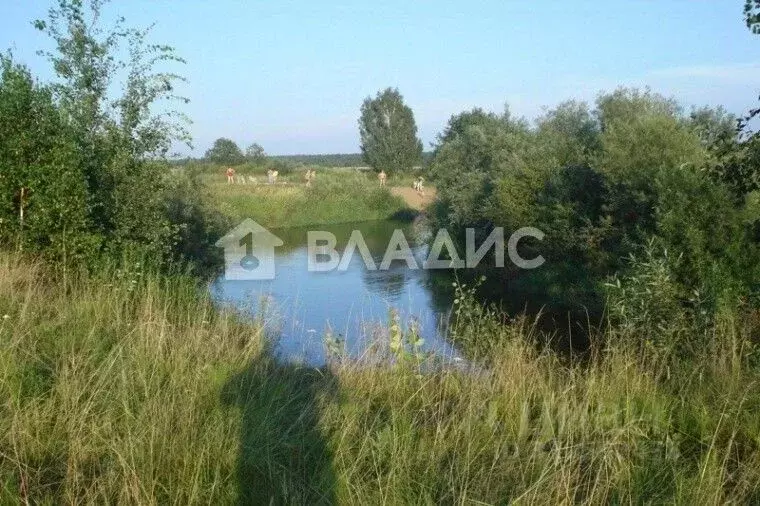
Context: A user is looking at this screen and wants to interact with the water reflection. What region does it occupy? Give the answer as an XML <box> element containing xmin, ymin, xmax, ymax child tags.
<box><xmin>211</xmin><ymin>220</ymin><xmax>460</xmax><ymax>366</ymax></box>
<box><xmin>211</xmin><ymin>219</ymin><xmax>599</xmax><ymax>365</ymax></box>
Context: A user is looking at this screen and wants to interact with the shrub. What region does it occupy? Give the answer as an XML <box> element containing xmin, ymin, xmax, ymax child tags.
<box><xmin>0</xmin><ymin>56</ymin><xmax>98</xmax><ymax>262</ymax></box>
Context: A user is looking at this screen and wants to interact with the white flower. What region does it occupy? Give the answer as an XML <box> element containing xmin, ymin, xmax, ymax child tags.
<box><xmin>2</xmin><ymin>314</ymin><xmax>9</xmax><ymax>320</ymax></box>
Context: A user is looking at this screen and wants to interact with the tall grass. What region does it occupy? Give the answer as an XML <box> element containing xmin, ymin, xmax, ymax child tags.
<box><xmin>1</xmin><ymin>252</ymin><xmax>759</xmax><ymax>504</ymax></box>
<box><xmin>0</xmin><ymin>254</ymin><xmax>263</xmax><ymax>503</ymax></box>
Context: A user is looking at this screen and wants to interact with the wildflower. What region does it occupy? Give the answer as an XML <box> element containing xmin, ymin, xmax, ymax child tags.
<box><xmin>2</xmin><ymin>314</ymin><xmax>9</xmax><ymax>320</ymax></box>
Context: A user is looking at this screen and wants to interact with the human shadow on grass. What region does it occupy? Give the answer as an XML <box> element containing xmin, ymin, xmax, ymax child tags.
<box><xmin>222</xmin><ymin>357</ymin><xmax>337</xmax><ymax>505</ymax></box>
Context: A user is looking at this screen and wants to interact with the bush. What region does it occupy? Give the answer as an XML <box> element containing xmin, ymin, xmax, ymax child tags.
<box><xmin>0</xmin><ymin>2</ymin><xmax>209</xmax><ymax>272</ymax></box>
<box><xmin>0</xmin><ymin>56</ymin><xmax>99</xmax><ymax>262</ymax></box>
<box><xmin>430</xmin><ymin>89</ymin><xmax>760</xmax><ymax>352</ymax></box>
<box><xmin>165</xmin><ymin>167</ymin><xmax>231</xmax><ymax>275</ymax></box>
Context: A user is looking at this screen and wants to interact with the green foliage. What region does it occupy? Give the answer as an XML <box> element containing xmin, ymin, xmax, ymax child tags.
<box><xmin>0</xmin><ymin>56</ymin><xmax>96</xmax><ymax>261</ymax></box>
<box><xmin>685</xmin><ymin>105</ymin><xmax>758</xmax><ymax>200</ymax></box>
<box><xmin>164</xmin><ymin>167</ymin><xmax>231</xmax><ymax>275</ymax></box>
<box><xmin>430</xmin><ymin>108</ymin><xmax>537</xmax><ymax>234</ymax></box>
<box><xmin>599</xmin><ymin>105</ymin><xmax>705</xmax><ymax>184</ymax></box>
<box><xmin>205</xmin><ymin>137</ymin><xmax>245</xmax><ymax>166</ymax></box>
<box><xmin>745</xmin><ymin>0</ymin><xmax>760</xmax><ymax>32</ymax></box>
<box><xmin>705</xmin><ymin>135</ymin><xmax>760</xmax><ymax>200</ymax></box>
<box><xmin>596</xmin><ymin>94</ymin><xmax>707</xmax><ymax>246</ymax></box>
<box><xmin>270</xmin><ymin>152</ymin><xmax>366</xmax><ymax>167</ymax></box>
<box><xmin>358</xmin><ymin>87</ymin><xmax>423</xmax><ymax>174</ymax></box>
<box><xmin>531</xmin><ymin>165</ymin><xmax>614</xmax><ymax>270</ymax></box>
<box><xmin>0</xmin><ymin>0</ymin><xmax>218</xmax><ymax>271</ymax></box>
<box><xmin>688</xmin><ymin>105</ymin><xmax>736</xmax><ymax>148</ymax></box>
<box><xmin>386</xmin><ymin>308</ymin><xmax>427</xmax><ymax>364</ymax></box>
<box><xmin>431</xmin><ymin>87</ymin><xmax>760</xmax><ymax>345</ymax></box>
<box><xmin>652</xmin><ymin>165</ymin><xmax>759</xmax><ymax>307</ymax></box>
<box><xmin>244</xmin><ymin>142</ymin><xmax>266</xmax><ymax>164</ymax></box>
<box><xmin>605</xmin><ymin>242</ymin><xmax>692</xmax><ymax>353</ymax></box>
<box><xmin>536</xmin><ymin>100</ymin><xmax>601</xmax><ymax>167</ymax></box>
<box><xmin>596</xmin><ymin>87</ymin><xmax>681</xmax><ymax>130</ymax></box>
<box><xmin>39</xmin><ymin>0</ymin><xmax>186</xmax><ymax>254</ymax></box>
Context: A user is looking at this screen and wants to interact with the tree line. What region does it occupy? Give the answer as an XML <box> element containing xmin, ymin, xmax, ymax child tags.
<box><xmin>200</xmin><ymin>93</ymin><xmax>433</xmax><ymax>172</ymax></box>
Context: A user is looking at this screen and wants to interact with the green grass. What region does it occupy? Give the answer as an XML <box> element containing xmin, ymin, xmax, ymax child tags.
<box><xmin>2</xmin><ymin>252</ymin><xmax>760</xmax><ymax>504</ymax></box>
<box><xmin>207</xmin><ymin>170</ymin><xmax>413</xmax><ymax>229</ymax></box>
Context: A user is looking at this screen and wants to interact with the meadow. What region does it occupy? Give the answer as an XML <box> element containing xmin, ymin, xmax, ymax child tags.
<box><xmin>196</xmin><ymin>165</ymin><xmax>418</xmax><ymax>229</ymax></box>
<box><xmin>2</xmin><ymin>252</ymin><xmax>760</xmax><ymax>504</ymax></box>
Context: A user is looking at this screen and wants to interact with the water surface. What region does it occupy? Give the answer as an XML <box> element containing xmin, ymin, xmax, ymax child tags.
<box><xmin>211</xmin><ymin>220</ymin><xmax>461</xmax><ymax>365</ymax></box>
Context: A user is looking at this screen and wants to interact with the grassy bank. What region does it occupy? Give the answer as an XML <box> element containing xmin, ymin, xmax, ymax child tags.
<box><xmin>205</xmin><ymin>169</ymin><xmax>413</xmax><ymax>228</ymax></box>
<box><xmin>2</xmin><ymin>252</ymin><xmax>760</xmax><ymax>504</ymax></box>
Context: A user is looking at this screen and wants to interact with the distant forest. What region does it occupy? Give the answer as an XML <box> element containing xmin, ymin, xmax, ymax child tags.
<box><xmin>271</xmin><ymin>152</ymin><xmax>433</xmax><ymax>167</ymax></box>
<box><xmin>270</xmin><ymin>153</ymin><xmax>366</xmax><ymax>167</ymax></box>
<box><xmin>171</xmin><ymin>152</ymin><xmax>433</xmax><ymax>167</ymax></box>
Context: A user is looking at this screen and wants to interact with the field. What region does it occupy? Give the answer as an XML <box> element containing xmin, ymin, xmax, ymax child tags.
<box><xmin>201</xmin><ymin>166</ymin><xmax>423</xmax><ymax>228</ymax></box>
<box><xmin>2</xmin><ymin>252</ymin><xmax>760</xmax><ymax>504</ymax></box>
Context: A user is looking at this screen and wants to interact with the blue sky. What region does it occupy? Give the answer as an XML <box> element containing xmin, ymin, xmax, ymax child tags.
<box><xmin>1</xmin><ymin>0</ymin><xmax>758</xmax><ymax>155</ymax></box>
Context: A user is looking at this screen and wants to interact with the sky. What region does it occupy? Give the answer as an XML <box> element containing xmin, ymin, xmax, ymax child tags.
<box><xmin>1</xmin><ymin>0</ymin><xmax>758</xmax><ymax>156</ymax></box>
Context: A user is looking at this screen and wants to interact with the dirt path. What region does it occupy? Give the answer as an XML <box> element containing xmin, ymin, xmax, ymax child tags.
<box><xmin>390</xmin><ymin>186</ymin><xmax>436</xmax><ymax>211</ymax></box>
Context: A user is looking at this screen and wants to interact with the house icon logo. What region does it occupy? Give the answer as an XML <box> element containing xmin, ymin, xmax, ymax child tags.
<box><xmin>215</xmin><ymin>219</ymin><xmax>284</xmax><ymax>280</ymax></box>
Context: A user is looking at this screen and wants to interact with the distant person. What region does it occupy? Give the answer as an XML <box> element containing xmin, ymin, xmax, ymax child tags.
<box><xmin>378</xmin><ymin>170</ymin><xmax>387</xmax><ymax>186</ymax></box>
<box><xmin>226</xmin><ymin>167</ymin><xmax>235</xmax><ymax>184</ymax></box>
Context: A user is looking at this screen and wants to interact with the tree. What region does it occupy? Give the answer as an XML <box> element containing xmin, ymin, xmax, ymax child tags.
<box><xmin>724</xmin><ymin>1</ymin><xmax>760</xmax><ymax>197</ymax></box>
<box><xmin>358</xmin><ymin>88</ymin><xmax>422</xmax><ymax>174</ymax></box>
<box><xmin>745</xmin><ymin>0</ymin><xmax>760</xmax><ymax>33</ymax></box>
<box><xmin>535</xmin><ymin>100</ymin><xmax>601</xmax><ymax>168</ymax></box>
<box><xmin>596</xmin><ymin>87</ymin><xmax>681</xmax><ymax>132</ymax></box>
<box><xmin>0</xmin><ymin>55</ymin><xmax>90</xmax><ymax>257</ymax></box>
<box><xmin>429</xmin><ymin>108</ymin><xmax>535</xmax><ymax>232</ymax></box>
<box><xmin>688</xmin><ymin>105</ymin><xmax>759</xmax><ymax>200</ymax></box>
<box><xmin>245</xmin><ymin>142</ymin><xmax>266</xmax><ymax>164</ymax></box>
<box><xmin>29</xmin><ymin>0</ymin><xmax>190</xmax><ymax>263</ymax></box>
<box><xmin>688</xmin><ymin>106</ymin><xmax>736</xmax><ymax>149</ymax></box>
<box><xmin>600</xmin><ymin>109</ymin><xmax>704</xmax><ymax>182</ymax></box>
<box><xmin>205</xmin><ymin>138</ymin><xmax>245</xmax><ymax>165</ymax></box>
